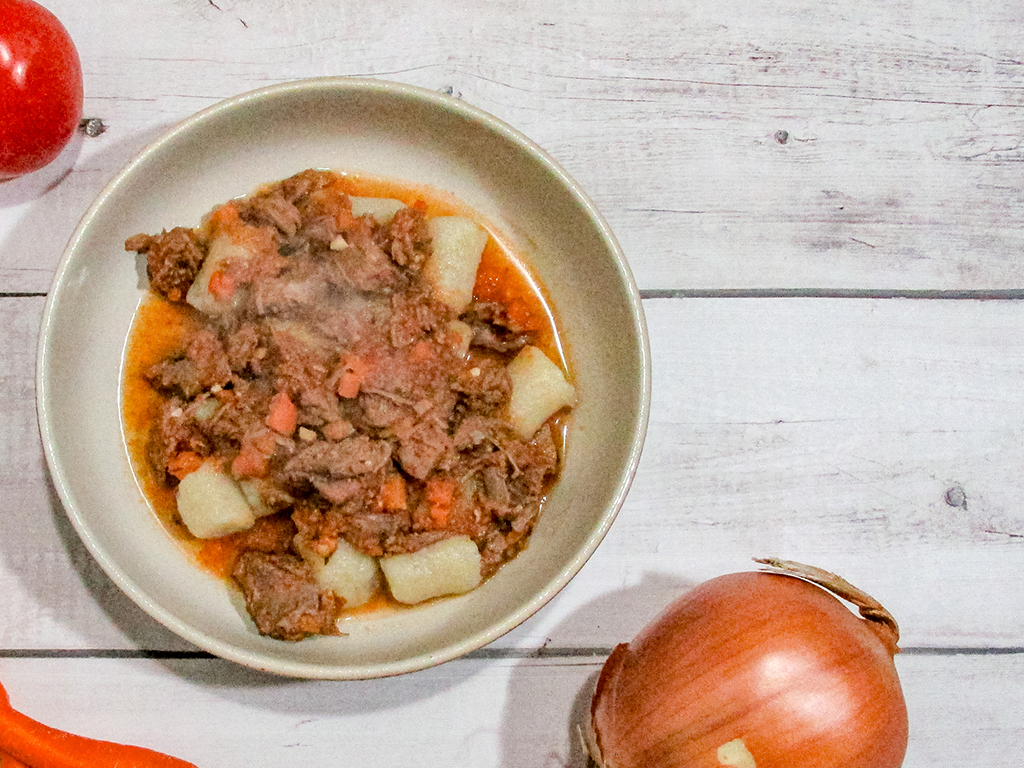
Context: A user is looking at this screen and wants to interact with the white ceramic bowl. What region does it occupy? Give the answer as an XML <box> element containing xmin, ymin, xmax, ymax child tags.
<box><xmin>36</xmin><ymin>78</ymin><xmax>650</xmax><ymax>679</ymax></box>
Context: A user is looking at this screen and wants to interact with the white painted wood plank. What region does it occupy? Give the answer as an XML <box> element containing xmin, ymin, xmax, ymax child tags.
<box><xmin>6</xmin><ymin>296</ymin><xmax>1024</xmax><ymax>651</ymax></box>
<box><xmin>551</xmin><ymin>297</ymin><xmax>1024</xmax><ymax>649</ymax></box>
<box><xmin>4</xmin><ymin>0</ymin><xmax>1024</xmax><ymax>292</ymax></box>
<box><xmin>0</xmin><ymin>653</ymin><xmax>1018</xmax><ymax>767</ymax></box>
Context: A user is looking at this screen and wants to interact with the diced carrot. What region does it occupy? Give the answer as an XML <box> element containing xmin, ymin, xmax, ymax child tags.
<box><xmin>207</xmin><ymin>268</ymin><xmax>236</xmax><ymax>301</ymax></box>
<box><xmin>336</xmin><ymin>354</ymin><xmax>369</xmax><ymax>399</ymax></box>
<box><xmin>425</xmin><ymin>477</ymin><xmax>456</xmax><ymax>527</ymax></box>
<box><xmin>265</xmin><ymin>391</ymin><xmax>298</xmax><ymax>435</ymax></box>
<box><xmin>378</xmin><ymin>474</ymin><xmax>408</xmax><ymax>511</ymax></box>
<box><xmin>166</xmin><ymin>451</ymin><xmax>203</xmax><ymax>480</ymax></box>
<box><xmin>231</xmin><ymin>441</ymin><xmax>268</xmax><ymax>478</ymax></box>
<box><xmin>232</xmin><ymin>429</ymin><xmax>278</xmax><ymax>478</ymax></box>
<box><xmin>208</xmin><ymin>200</ymin><xmax>241</xmax><ymax>230</ymax></box>
<box><xmin>337</xmin><ymin>371</ymin><xmax>360</xmax><ymax>399</ymax></box>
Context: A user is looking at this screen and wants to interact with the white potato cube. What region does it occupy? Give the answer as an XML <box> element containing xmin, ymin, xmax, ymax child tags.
<box><xmin>300</xmin><ymin>539</ymin><xmax>381</xmax><ymax>609</ymax></box>
<box><xmin>423</xmin><ymin>216</ymin><xmax>488</xmax><ymax>313</ymax></box>
<box><xmin>380</xmin><ymin>536</ymin><xmax>482</xmax><ymax>604</ymax></box>
<box><xmin>506</xmin><ymin>345</ymin><xmax>576</xmax><ymax>439</ymax></box>
<box><xmin>186</xmin><ymin>233</ymin><xmax>252</xmax><ymax>316</ymax></box>
<box><xmin>176</xmin><ymin>461</ymin><xmax>256</xmax><ymax>539</ymax></box>
<box><xmin>350</xmin><ymin>196</ymin><xmax>406</xmax><ymax>224</ymax></box>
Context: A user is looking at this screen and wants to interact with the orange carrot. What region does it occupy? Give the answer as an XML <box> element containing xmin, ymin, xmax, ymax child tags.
<box><xmin>425</xmin><ymin>477</ymin><xmax>456</xmax><ymax>527</ymax></box>
<box><xmin>0</xmin><ymin>681</ymin><xmax>196</xmax><ymax>768</ymax></box>
<box><xmin>231</xmin><ymin>441</ymin><xmax>268</xmax><ymax>478</ymax></box>
<box><xmin>232</xmin><ymin>428</ymin><xmax>280</xmax><ymax>479</ymax></box>
<box><xmin>206</xmin><ymin>268</ymin><xmax>236</xmax><ymax>302</ymax></box>
<box><xmin>1</xmin><ymin>753</ymin><xmax>29</xmax><ymax>768</ymax></box>
<box><xmin>336</xmin><ymin>354</ymin><xmax>369</xmax><ymax>399</ymax></box>
<box><xmin>265</xmin><ymin>391</ymin><xmax>298</xmax><ymax>435</ymax></box>
<box><xmin>207</xmin><ymin>200</ymin><xmax>241</xmax><ymax>231</ymax></box>
<box><xmin>166</xmin><ymin>451</ymin><xmax>203</xmax><ymax>480</ymax></box>
<box><xmin>378</xmin><ymin>475</ymin><xmax>408</xmax><ymax>511</ymax></box>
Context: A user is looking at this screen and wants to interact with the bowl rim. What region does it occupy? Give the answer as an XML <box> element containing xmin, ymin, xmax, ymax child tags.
<box><xmin>35</xmin><ymin>76</ymin><xmax>652</xmax><ymax>678</ymax></box>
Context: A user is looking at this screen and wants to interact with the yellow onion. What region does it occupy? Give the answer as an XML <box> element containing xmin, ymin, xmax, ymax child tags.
<box><xmin>586</xmin><ymin>558</ymin><xmax>908</xmax><ymax>768</ymax></box>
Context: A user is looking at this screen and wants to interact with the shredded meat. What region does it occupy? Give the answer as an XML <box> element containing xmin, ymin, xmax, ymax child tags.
<box><xmin>125</xmin><ymin>227</ymin><xmax>205</xmax><ymax>303</ymax></box>
<box><xmin>125</xmin><ymin>169</ymin><xmax>568</xmax><ymax>641</ymax></box>
<box><xmin>232</xmin><ymin>553</ymin><xmax>342</xmax><ymax>641</ymax></box>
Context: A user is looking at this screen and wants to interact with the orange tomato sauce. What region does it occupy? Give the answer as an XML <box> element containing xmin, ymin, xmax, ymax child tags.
<box><xmin>122</xmin><ymin>174</ymin><xmax>571</xmax><ymax>594</ymax></box>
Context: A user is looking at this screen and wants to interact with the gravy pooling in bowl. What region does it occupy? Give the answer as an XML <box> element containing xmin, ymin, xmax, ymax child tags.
<box><xmin>122</xmin><ymin>169</ymin><xmax>575</xmax><ymax>641</ymax></box>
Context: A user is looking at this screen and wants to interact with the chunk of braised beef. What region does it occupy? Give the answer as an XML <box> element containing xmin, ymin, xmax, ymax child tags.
<box><xmin>393</xmin><ymin>417</ymin><xmax>453</xmax><ymax>480</ymax></box>
<box><xmin>383</xmin><ymin>530</ymin><xmax>451</xmax><ymax>556</ymax></box>
<box><xmin>125</xmin><ymin>227</ymin><xmax>205</xmax><ymax>303</ymax></box>
<box><xmin>389</xmin><ymin>289</ymin><xmax>447</xmax><ymax>347</ymax></box>
<box><xmin>145</xmin><ymin>357</ymin><xmax>202</xmax><ymax>400</ymax></box>
<box><xmin>206</xmin><ymin>379</ymin><xmax>275</xmax><ymax>445</ymax></box>
<box><xmin>311</xmin><ymin>477</ymin><xmax>365</xmax><ymax>505</ymax></box>
<box><xmin>506</xmin><ymin>421</ymin><xmax>559</xmax><ymax>499</ymax></box>
<box><xmin>279</xmin><ymin>168</ymin><xmax>335</xmax><ymax>205</ymax></box>
<box><xmin>339</xmin><ymin>511</ymin><xmax>410</xmax><ymax>558</ymax></box>
<box><xmin>462</xmin><ymin>300</ymin><xmax>534</xmax><ymax>353</ymax></box>
<box><xmin>231</xmin><ymin>552</ymin><xmax>342</xmax><ymax>641</ymax></box>
<box><xmin>293</xmin><ymin>215</ymin><xmax>338</xmax><ymax>250</ymax></box>
<box><xmin>451</xmin><ymin>414</ymin><xmax>510</xmax><ymax>452</ymax></box>
<box><xmin>453</xmin><ymin>355</ymin><xmax>511</xmax><ymax>413</ymax></box>
<box><xmin>148</xmin><ymin>397</ymin><xmax>213</xmax><ymax>479</ymax></box>
<box><xmin>356</xmin><ymin>390</ymin><xmax>415</xmax><ymax>430</ymax></box>
<box><xmin>239</xmin><ymin>187</ymin><xmax>302</xmax><ymax>237</ymax></box>
<box><xmin>223</xmin><ymin>322</ymin><xmax>267</xmax><ymax>377</ymax></box>
<box><xmin>186</xmin><ymin>328</ymin><xmax>233</xmax><ymax>391</ymax></box>
<box><xmin>251</xmin><ymin>268</ymin><xmax>322</xmax><ymax>317</ymax></box>
<box><xmin>233</xmin><ymin>513</ymin><xmax>298</xmax><ymax>554</ymax></box>
<box><xmin>481</xmin><ymin>465</ymin><xmax>512</xmax><ymax>506</ymax></box>
<box><xmin>386</xmin><ymin>207</ymin><xmax>431</xmax><ymax>270</ymax></box>
<box><xmin>284</xmin><ymin>436</ymin><xmax>394</xmax><ymax>483</ymax></box>
<box><xmin>269</xmin><ymin>327</ymin><xmax>334</xmax><ymax>405</ymax></box>
<box><xmin>334</xmin><ymin>234</ymin><xmax>403</xmax><ymax>292</ymax></box>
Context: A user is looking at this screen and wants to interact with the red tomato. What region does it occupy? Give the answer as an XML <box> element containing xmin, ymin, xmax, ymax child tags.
<box><xmin>0</xmin><ymin>0</ymin><xmax>83</xmax><ymax>180</ymax></box>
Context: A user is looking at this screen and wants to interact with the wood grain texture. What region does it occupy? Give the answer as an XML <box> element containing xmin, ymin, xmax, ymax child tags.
<box><xmin>0</xmin><ymin>653</ymin><xmax>1019</xmax><ymax>768</ymax></box>
<box><xmin>4</xmin><ymin>0</ymin><xmax>1024</xmax><ymax>291</ymax></box>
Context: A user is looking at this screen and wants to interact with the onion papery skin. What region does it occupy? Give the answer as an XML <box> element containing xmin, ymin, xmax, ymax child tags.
<box><xmin>588</xmin><ymin>571</ymin><xmax>908</xmax><ymax>768</ymax></box>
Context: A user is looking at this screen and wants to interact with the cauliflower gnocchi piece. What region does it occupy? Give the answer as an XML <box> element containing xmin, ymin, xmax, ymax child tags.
<box><xmin>176</xmin><ymin>461</ymin><xmax>257</xmax><ymax>539</ymax></box>
<box><xmin>380</xmin><ymin>536</ymin><xmax>482</xmax><ymax>604</ymax></box>
<box><xmin>506</xmin><ymin>345</ymin><xmax>577</xmax><ymax>439</ymax></box>
<box><xmin>300</xmin><ymin>539</ymin><xmax>382</xmax><ymax>609</ymax></box>
<box><xmin>350</xmin><ymin>196</ymin><xmax>406</xmax><ymax>224</ymax></box>
<box><xmin>423</xmin><ymin>216</ymin><xmax>488</xmax><ymax>313</ymax></box>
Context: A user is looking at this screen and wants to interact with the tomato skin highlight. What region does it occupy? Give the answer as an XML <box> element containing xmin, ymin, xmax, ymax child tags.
<box><xmin>0</xmin><ymin>0</ymin><xmax>84</xmax><ymax>180</ymax></box>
